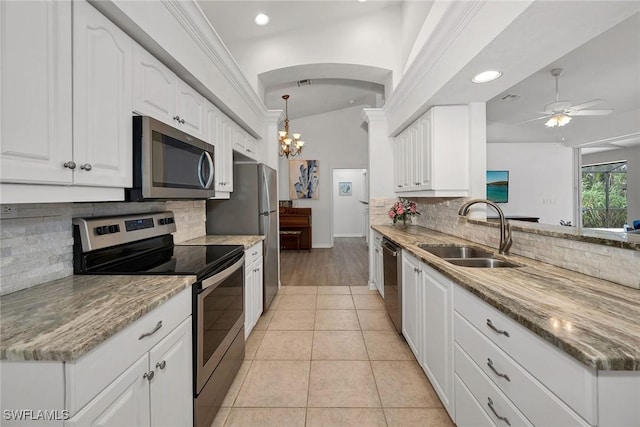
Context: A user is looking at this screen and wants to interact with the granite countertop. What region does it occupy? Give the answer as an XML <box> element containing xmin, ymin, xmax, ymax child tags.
<box><xmin>0</xmin><ymin>275</ymin><xmax>195</xmax><ymax>362</ymax></box>
<box><xmin>181</xmin><ymin>235</ymin><xmax>265</xmax><ymax>249</ymax></box>
<box><xmin>373</xmin><ymin>225</ymin><xmax>640</xmax><ymax>371</ymax></box>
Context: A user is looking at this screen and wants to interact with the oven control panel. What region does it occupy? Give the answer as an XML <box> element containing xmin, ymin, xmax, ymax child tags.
<box><xmin>73</xmin><ymin>211</ymin><xmax>177</xmax><ymax>252</ymax></box>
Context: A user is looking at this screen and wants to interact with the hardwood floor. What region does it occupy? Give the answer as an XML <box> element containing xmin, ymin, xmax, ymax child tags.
<box><xmin>280</xmin><ymin>237</ymin><xmax>369</xmax><ymax>287</ymax></box>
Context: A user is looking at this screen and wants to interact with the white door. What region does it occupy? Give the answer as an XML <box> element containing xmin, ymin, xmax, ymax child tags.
<box><xmin>0</xmin><ymin>0</ymin><xmax>73</xmax><ymax>185</ymax></box>
<box><xmin>65</xmin><ymin>355</ymin><xmax>150</xmax><ymax>427</ymax></box>
<box><xmin>133</xmin><ymin>43</ymin><xmax>177</xmax><ymax>124</ymax></box>
<box><xmin>149</xmin><ymin>318</ymin><xmax>193</xmax><ymax>427</ymax></box>
<box><xmin>73</xmin><ymin>0</ymin><xmax>132</xmax><ymax>188</ymax></box>
<box><xmin>175</xmin><ymin>80</ymin><xmax>205</xmax><ymax>140</ymax></box>
<box><xmin>401</xmin><ymin>252</ymin><xmax>422</xmax><ymax>358</ymax></box>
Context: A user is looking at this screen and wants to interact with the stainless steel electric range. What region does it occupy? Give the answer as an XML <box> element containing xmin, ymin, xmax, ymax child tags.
<box><xmin>73</xmin><ymin>211</ymin><xmax>244</xmax><ymax>427</ymax></box>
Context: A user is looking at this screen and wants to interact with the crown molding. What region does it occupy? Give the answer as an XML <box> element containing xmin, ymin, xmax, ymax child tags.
<box><xmin>361</xmin><ymin>108</ymin><xmax>387</xmax><ymax>123</ymax></box>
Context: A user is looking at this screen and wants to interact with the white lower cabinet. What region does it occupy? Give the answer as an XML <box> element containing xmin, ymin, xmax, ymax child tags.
<box><xmin>370</xmin><ymin>230</ymin><xmax>383</xmax><ymax>296</ymax></box>
<box><xmin>244</xmin><ymin>242</ymin><xmax>264</xmax><ymax>338</ymax></box>
<box><xmin>401</xmin><ymin>250</ymin><xmax>454</xmax><ymax>418</ymax></box>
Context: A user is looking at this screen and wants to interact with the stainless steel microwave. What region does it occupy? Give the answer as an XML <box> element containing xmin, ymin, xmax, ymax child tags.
<box><xmin>127</xmin><ymin>116</ymin><xmax>215</xmax><ymax>201</ymax></box>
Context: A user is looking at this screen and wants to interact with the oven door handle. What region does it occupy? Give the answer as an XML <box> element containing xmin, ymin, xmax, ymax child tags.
<box><xmin>201</xmin><ymin>254</ymin><xmax>245</xmax><ymax>291</ymax></box>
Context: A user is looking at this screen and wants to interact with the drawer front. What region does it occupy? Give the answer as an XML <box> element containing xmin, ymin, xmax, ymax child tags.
<box><xmin>455</xmin><ymin>344</ymin><xmax>533</xmax><ymax>427</ymax></box>
<box><xmin>454</xmin><ymin>286</ymin><xmax>597</xmax><ymax>424</ymax></box>
<box><xmin>455</xmin><ymin>374</ymin><xmax>496</xmax><ymax>427</ymax></box>
<box><xmin>245</xmin><ymin>241</ymin><xmax>262</xmax><ymax>265</ymax></box>
<box><xmin>455</xmin><ymin>313</ymin><xmax>590</xmax><ymax>427</ymax></box>
<box><xmin>65</xmin><ymin>287</ymin><xmax>192</xmax><ymax>415</ymax></box>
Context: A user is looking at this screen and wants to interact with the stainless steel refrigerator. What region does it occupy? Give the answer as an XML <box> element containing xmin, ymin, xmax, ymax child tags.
<box><xmin>206</xmin><ymin>163</ymin><xmax>278</xmax><ymax>310</ymax></box>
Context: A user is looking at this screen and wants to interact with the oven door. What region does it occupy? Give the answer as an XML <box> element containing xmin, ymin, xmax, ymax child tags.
<box><xmin>196</xmin><ymin>254</ymin><xmax>244</xmax><ymax>393</ymax></box>
<box><xmin>136</xmin><ymin>116</ymin><xmax>215</xmax><ymax>199</ymax></box>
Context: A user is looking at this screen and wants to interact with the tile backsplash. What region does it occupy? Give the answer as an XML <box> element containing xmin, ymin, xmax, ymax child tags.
<box><xmin>0</xmin><ymin>201</ymin><xmax>206</xmax><ymax>295</ymax></box>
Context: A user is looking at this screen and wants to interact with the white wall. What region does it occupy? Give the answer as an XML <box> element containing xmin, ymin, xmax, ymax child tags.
<box><xmin>486</xmin><ymin>142</ymin><xmax>573</xmax><ymax>225</ymax></box>
<box><xmin>583</xmin><ymin>146</ymin><xmax>640</xmax><ymax>226</ymax></box>
<box><xmin>279</xmin><ymin>105</ymin><xmax>368</xmax><ymax>248</ymax></box>
<box><xmin>333</xmin><ymin>169</ymin><xmax>365</xmax><ymax>237</ymax></box>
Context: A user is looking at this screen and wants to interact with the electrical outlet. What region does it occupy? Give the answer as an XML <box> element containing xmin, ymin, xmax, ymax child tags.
<box><xmin>2</xmin><ymin>206</ymin><xmax>18</xmax><ymax>218</ymax></box>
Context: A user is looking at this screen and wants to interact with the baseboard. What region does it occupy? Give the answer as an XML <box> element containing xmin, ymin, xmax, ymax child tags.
<box><xmin>333</xmin><ymin>233</ymin><xmax>365</xmax><ymax>238</ymax></box>
<box><xmin>312</xmin><ymin>243</ymin><xmax>332</xmax><ymax>249</ymax></box>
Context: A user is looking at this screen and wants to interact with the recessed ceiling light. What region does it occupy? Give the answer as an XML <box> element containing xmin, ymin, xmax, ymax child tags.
<box><xmin>254</xmin><ymin>13</ymin><xmax>270</xmax><ymax>26</ymax></box>
<box><xmin>358</xmin><ymin>0</ymin><xmax>367</xmax><ymax>3</ymax></box>
<box><xmin>472</xmin><ymin>70</ymin><xmax>502</xmax><ymax>83</ymax></box>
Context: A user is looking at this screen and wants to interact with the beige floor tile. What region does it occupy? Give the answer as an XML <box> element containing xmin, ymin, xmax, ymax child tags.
<box><xmin>277</xmin><ymin>294</ymin><xmax>317</xmax><ymax>309</ymax></box>
<box><xmin>244</xmin><ymin>330</ymin><xmax>265</xmax><ymax>360</ymax></box>
<box><xmin>306</xmin><ymin>408</ymin><xmax>386</xmax><ymax>427</ymax></box>
<box><xmin>210</xmin><ymin>406</ymin><xmax>230</xmax><ymax>427</ymax></box>
<box><xmin>350</xmin><ymin>286</ymin><xmax>379</xmax><ymax>294</ymax></box>
<box><xmin>255</xmin><ymin>331</ymin><xmax>313</xmax><ymax>360</ymax></box>
<box><xmin>270</xmin><ymin>294</ymin><xmax>282</xmax><ymax>309</ymax></box>
<box><xmin>363</xmin><ymin>331</ymin><xmax>415</xmax><ymax>361</ymax></box>
<box><xmin>316</xmin><ymin>294</ymin><xmax>355</xmax><ymax>310</ymax></box>
<box><xmin>317</xmin><ymin>286</ymin><xmax>351</xmax><ymax>294</ymax></box>
<box><xmin>372</xmin><ymin>361</ymin><xmax>442</xmax><ymax>408</ymax></box>
<box><xmin>357</xmin><ymin>310</ymin><xmax>396</xmax><ymax>331</ymax></box>
<box><xmin>314</xmin><ymin>310</ymin><xmax>360</xmax><ymax>330</ymax></box>
<box><xmin>268</xmin><ymin>309</ymin><xmax>315</xmax><ymax>330</ymax></box>
<box><xmin>224</xmin><ymin>408</ymin><xmax>306</xmax><ymax>427</ymax></box>
<box><xmin>235</xmin><ymin>361</ymin><xmax>310</xmax><ymax>407</ymax></box>
<box><xmin>312</xmin><ymin>331</ymin><xmax>368</xmax><ymax>360</ymax></box>
<box><xmin>308</xmin><ymin>361</ymin><xmax>381</xmax><ymax>407</ymax></box>
<box><xmin>253</xmin><ymin>309</ymin><xmax>275</xmax><ymax>331</ymax></box>
<box><xmin>384</xmin><ymin>408</ymin><xmax>455</xmax><ymax>427</ymax></box>
<box><xmin>221</xmin><ymin>361</ymin><xmax>252</xmax><ymax>407</ymax></box>
<box><xmin>353</xmin><ymin>294</ymin><xmax>385</xmax><ymax>309</ymax></box>
<box><xmin>279</xmin><ymin>286</ymin><xmax>318</xmax><ymax>295</ymax></box>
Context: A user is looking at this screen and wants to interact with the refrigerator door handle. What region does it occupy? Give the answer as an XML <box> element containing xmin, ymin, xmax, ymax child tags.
<box><xmin>262</xmin><ymin>167</ymin><xmax>271</xmax><ymax>213</ymax></box>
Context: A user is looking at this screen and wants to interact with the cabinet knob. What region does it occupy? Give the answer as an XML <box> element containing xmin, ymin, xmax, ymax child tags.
<box><xmin>397</xmin><ymin>185</ymin><xmax>402</xmax><ymax>188</ymax></box>
<box><xmin>173</xmin><ymin>115</ymin><xmax>180</xmax><ymax>122</ymax></box>
<box><xmin>415</xmin><ymin>182</ymin><xmax>420</xmax><ymax>185</ymax></box>
<box><xmin>63</xmin><ymin>161</ymin><xmax>76</xmax><ymax>170</ymax></box>
<box><xmin>180</xmin><ymin>118</ymin><xmax>185</xmax><ymax>124</ymax></box>
<box><xmin>156</xmin><ymin>360</ymin><xmax>166</xmax><ymax>370</ymax></box>
<box><xmin>80</xmin><ymin>163</ymin><xmax>92</xmax><ymax>171</ymax></box>
<box><xmin>143</xmin><ymin>370</ymin><xmax>155</xmax><ymax>381</ymax></box>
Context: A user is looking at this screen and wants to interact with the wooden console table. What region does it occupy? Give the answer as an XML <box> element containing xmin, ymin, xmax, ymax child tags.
<box><xmin>279</xmin><ymin>207</ymin><xmax>312</xmax><ymax>251</ymax></box>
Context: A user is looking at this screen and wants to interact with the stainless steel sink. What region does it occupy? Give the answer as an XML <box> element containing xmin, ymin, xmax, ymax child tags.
<box><xmin>418</xmin><ymin>244</ymin><xmax>520</xmax><ymax>268</ymax></box>
<box><xmin>418</xmin><ymin>244</ymin><xmax>493</xmax><ymax>259</ymax></box>
<box><xmin>444</xmin><ymin>258</ymin><xmax>520</xmax><ymax>268</ymax></box>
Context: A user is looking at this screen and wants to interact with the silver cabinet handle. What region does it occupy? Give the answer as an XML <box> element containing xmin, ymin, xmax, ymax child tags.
<box><xmin>180</xmin><ymin>118</ymin><xmax>185</xmax><ymax>124</ymax></box>
<box><xmin>138</xmin><ymin>321</ymin><xmax>163</xmax><ymax>340</ymax></box>
<box><xmin>375</xmin><ymin>249</ymin><xmax>379</xmax><ymax>253</ymax></box>
<box><xmin>63</xmin><ymin>161</ymin><xmax>76</xmax><ymax>170</ymax></box>
<box><xmin>487</xmin><ymin>358</ymin><xmax>511</xmax><ymax>382</ymax></box>
<box><xmin>143</xmin><ymin>371</ymin><xmax>155</xmax><ymax>381</ymax></box>
<box><xmin>486</xmin><ymin>319</ymin><xmax>510</xmax><ymax>337</ymax></box>
<box><xmin>80</xmin><ymin>163</ymin><xmax>92</xmax><ymax>171</ymax></box>
<box><xmin>397</xmin><ymin>185</ymin><xmax>402</xmax><ymax>188</ymax></box>
<box><xmin>252</xmin><ymin>251</ymin><xmax>258</xmax><ymax>256</ymax></box>
<box><xmin>156</xmin><ymin>360</ymin><xmax>166</xmax><ymax>370</ymax></box>
<box><xmin>415</xmin><ymin>182</ymin><xmax>420</xmax><ymax>185</ymax></box>
<box><xmin>173</xmin><ymin>115</ymin><xmax>181</xmax><ymax>122</ymax></box>
<box><xmin>487</xmin><ymin>397</ymin><xmax>511</xmax><ymax>426</ymax></box>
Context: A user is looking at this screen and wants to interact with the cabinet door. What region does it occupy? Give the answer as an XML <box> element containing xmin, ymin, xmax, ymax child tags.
<box><xmin>133</xmin><ymin>43</ymin><xmax>177</xmax><ymax>124</ymax></box>
<box><xmin>422</xmin><ymin>265</ymin><xmax>454</xmax><ymax>414</ymax></box>
<box><xmin>252</xmin><ymin>257</ymin><xmax>264</xmax><ymax>327</ymax></box>
<box><xmin>65</xmin><ymin>354</ymin><xmax>150</xmax><ymax>427</ymax></box>
<box><xmin>149</xmin><ymin>318</ymin><xmax>193</xmax><ymax>427</ymax></box>
<box><xmin>409</xmin><ymin>123</ymin><xmax>421</xmax><ymax>191</ymax></box>
<box><xmin>401</xmin><ymin>252</ymin><xmax>422</xmax><ymax>358</ymax></box>
<box><xmin>393</xmin><ymin>136</ymin><xmax>404</xmax><ymax>192</ymax></box>
<box><xmin>175</xmin><ymin>80</ymin><xmax>205</xmax><ymax>140</ymax></box>
<box><xmin>0</xmin><ymin>0</ymin><xmax>72</xmax><ymax>185</ymax></box>
<box><xmin>206</xmin><ymin>104</ymin><xmax>233</xmax><ymax>194</ymax></box>
<box><xmin>220</xmin><ymin>117</ymin><xmax>234</xmax><ymax>192</ymax></box>
<box><xmin>73</xmin><ymin>0</ymin><xmax>132</xmax><ymax>188</ymax></box>
<box><xmin>419</xmin><ymin>115</ymin><xmax>432</xmax><ymax>190</ymax></box>
<box><xmin>244</xmin><ymin>259</ymin><xmax>256</xmax><ymax>337</ymax></box>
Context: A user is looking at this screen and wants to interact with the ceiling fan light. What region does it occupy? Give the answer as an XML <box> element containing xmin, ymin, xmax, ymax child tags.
<box><xmin>472</xmin><ymin>70</ymin><xmax>502</xmax><ymax>83</ymax></box>
<box><xmin>545</xmin><ymin>114</ymin><xmax>572</xmax><ymax>128</ymax></box>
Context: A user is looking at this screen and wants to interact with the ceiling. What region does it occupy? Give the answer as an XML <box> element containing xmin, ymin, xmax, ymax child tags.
<box><xmin>197</xmin><ymin>1</ymin><xmax>640</xmax><ymax>150</ymax></box>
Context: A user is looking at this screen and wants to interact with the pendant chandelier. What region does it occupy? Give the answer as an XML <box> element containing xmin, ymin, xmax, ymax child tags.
<box><xmin>278</xmin><ymin>95</ymin><xmax>304</xmax><ymax>158</ymax></box>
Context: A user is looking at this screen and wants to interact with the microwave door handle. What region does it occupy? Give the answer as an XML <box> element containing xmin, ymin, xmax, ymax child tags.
<box><xmin>197</xmin><ymin>153</ymin><xmax>207</xmax><ymax>189</ymax></box>
<box><xmin>204</xmin><ymin>151</ymin><xmax>214</xmax><ymax>189</ymax></box>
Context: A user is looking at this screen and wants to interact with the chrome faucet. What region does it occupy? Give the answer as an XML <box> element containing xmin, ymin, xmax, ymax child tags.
<box><xmin>458</xmin><ymin>199</ymin><xmax>513</xmax><ymax>255</ymax></box>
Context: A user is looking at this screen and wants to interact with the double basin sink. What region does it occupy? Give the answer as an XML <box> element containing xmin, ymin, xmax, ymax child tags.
<box><xmin>418</xmin><ymin>244</ymin><xmax>520</xmax><ymax>268</ymax></box>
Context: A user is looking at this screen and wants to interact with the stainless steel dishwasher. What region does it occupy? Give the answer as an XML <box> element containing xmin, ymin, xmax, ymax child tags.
<box><xmin>382</xmin><ymin>238</ymin><xmax>402</xmax><ymax>334</ymax></box>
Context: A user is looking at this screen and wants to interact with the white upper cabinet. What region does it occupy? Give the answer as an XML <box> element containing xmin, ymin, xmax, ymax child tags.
<box><xmin>133</xmin><ymin>43</ymin><xmax>205</xmax><ymax>140</ymax></box>
<box><xmin>205</xmin><ymin>101</ymin><xmax>233</xmax><ymax>195</ymax></box>
<box><xmin>394</xmin><ymin>105</ymin><xmax>469</xmax><ymax>197</ymax></box>
<box><xmin>73</xmin><ymin>0</ymin><xmax>132</xmax><ymax>188</ymax></box>
<box><xmin>0</xmin><ymin>0</ymin><xmax>73</xmax><ymax>185</ymax></box>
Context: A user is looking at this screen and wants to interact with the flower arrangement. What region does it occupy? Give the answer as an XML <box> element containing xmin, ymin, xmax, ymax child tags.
<box><xmin>388</xmin><ymin>199</ymin><xmax>420</xmax><ymax>225</ymax></box>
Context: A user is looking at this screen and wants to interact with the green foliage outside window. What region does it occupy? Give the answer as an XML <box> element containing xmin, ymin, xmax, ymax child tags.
<box><xmin>581</xmin><ymin>161</ymin><xmax>627</xmax><ymax>228</ymax></box>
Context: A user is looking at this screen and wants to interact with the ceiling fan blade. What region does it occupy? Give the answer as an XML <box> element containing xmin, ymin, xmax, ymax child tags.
<box><xmin>569</xmin><ymin>99</ymin><xmax>603</xmax><ymax>110</ymax></box>
<box><xmin>516</xmin><ymin>114</ymin><xmax>552</xmax><ymax>125</ymax></box>
<box><xmin>568</xmin><ymin>109</ymin><xmax>613</xmax><ymax>116</ymax></box>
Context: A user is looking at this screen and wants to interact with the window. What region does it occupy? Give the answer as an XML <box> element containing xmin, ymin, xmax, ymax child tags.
<box><xmin>581</xmin><ymin>161</ymin><xmax>627</xmax><ymax>228</ymax></box>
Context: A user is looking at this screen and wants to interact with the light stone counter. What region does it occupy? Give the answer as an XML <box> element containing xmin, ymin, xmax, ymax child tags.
<box><xmin>0</xmin><ymin>274</ymin><xmax>195</xmax><ymax>361</ymax></box>
<box><xmin>181</xmin><ymin>235</ymin><xmax>264</xmax><ymax>249</ymax></box>
<box><xmin>373</xmin><ymin>224</ymin><xmax>640</xmax><ymax>371</ymax></box>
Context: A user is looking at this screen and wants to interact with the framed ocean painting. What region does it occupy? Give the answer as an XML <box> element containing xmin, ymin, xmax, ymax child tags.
<box><xmin>486</xmin><ymin>170</ymin><xmax>509</xmax><ymax>203</ymax></box>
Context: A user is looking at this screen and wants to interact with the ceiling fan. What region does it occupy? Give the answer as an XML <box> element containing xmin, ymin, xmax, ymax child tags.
<box><xmin>521</xmin><ymin>68</ymin><xmax>613</xmax><ymax>128</ymax></box>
